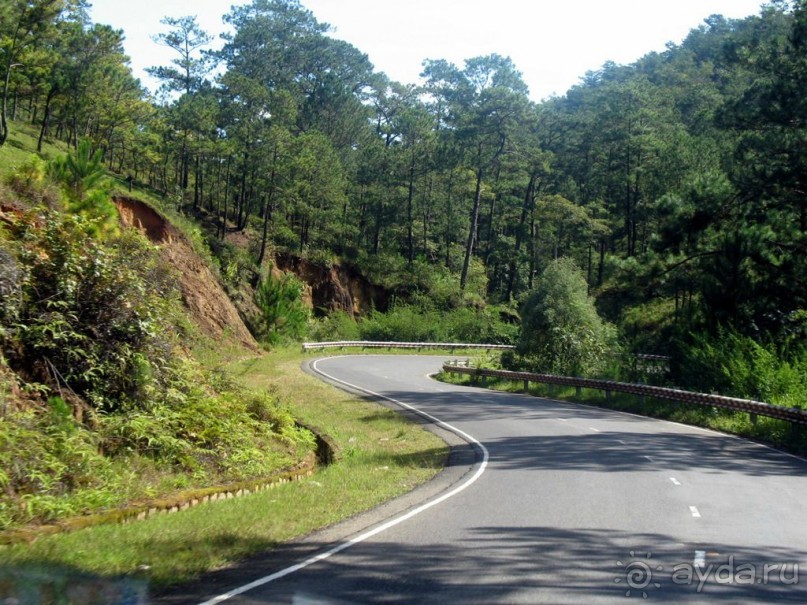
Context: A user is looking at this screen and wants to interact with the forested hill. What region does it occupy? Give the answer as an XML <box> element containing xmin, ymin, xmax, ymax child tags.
<box><xmin>1</xmin><ymin>0</ymin><xmax>805</xmax><ymax>392</ymax></box>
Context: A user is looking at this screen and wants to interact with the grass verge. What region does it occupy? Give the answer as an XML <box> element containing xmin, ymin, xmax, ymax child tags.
<box><xmin>0</xmin><ymin>348</ymin><xmax>448</xmax><ymax>588</ymax></box>
<box><xmin>438</xmin><ymin>372</ymin><xmax>807</xmax><ymax>456</ymax></box>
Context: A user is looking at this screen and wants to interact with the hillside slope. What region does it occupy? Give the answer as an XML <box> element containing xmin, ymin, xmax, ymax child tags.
<box><xmin>115</xmin><ymin>197</ymin><xmax>259</xmax><ymax>351</ymax></box>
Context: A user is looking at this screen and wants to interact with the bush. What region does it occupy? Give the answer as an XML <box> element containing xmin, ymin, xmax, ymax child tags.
<box><xmin>254</xmin><ymin>271</ymin><xmax>309</xmax><ymax>345</ymax></box>
<box><xmin>673</xmin><ymin>327</ymin><xmax>807</xmax><ymax>407</ymax></box>
<box><xmin>308</xmin><ymin>311</ymin><xmax>361</xmax><ymax>342</ymax></box>
<box><xmin>0</xmin><ymin>203</ymin><xmax>316</xmax><ymax>528</ymax></box>
<box><xmin>356</xmin><ymin>302</ymin><xmax>517</xmax><ymax>345</ymax></box>
<box><xmin>513</xmin><ymin>257</ymin><xmax>618</xmax><ymax>377</ymax></box>
<box><xmin>3</xmin><ymin>212</ymin><xmax>183</xmax><ymax>412</ymax></box>
<box><xmin>3</xmin><ymin>156</ymin><xmax>61</xmax><ymax>209</ymax></box>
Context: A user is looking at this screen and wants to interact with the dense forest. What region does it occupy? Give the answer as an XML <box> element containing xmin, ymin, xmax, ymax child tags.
<box><xmin>1</xmin><ymin>0</ymin><xmax>805</xmax><ymax>399</ymax></box>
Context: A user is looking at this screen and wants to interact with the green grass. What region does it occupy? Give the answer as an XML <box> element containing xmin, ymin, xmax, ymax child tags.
<box><xmin>439</xmin><ymin>372</ymin><xmax>807</xmax><ymax>455</ymax></box>
<box><xmin>0</xmin><ymin>119</ymin><xmax>69</xmax><ymax>177</ymax></box>
<box><xmin>0</xmin><ymin>348</ymin><xmax>448</xmax><ymax>587</ymax></box>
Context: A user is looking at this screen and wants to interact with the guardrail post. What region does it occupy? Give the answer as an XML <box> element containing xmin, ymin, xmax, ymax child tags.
<box><xmin>750</xmin><ymin>413</ymin><xmax>758</xmax><ymax>425</ymax></box>
<box><xmin>575</xmin><ymin>386</ymin><xmax>582</xmax><ymax>399</ymax></box>
<box><xmin>523</xmin><ymin>379</ymin><xmax>530</xmax><ymax>393</ymax></box>
<box><xmin>605</xmin><ymin>390</ymin><xmax>612</xmax><ymax>403</ymax></box>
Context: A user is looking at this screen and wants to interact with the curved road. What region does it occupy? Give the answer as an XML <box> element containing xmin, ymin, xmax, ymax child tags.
<box><xmin>186</xmin><ymin>355</ymin><xmax>807</xmax><ymax>604</ymax></box>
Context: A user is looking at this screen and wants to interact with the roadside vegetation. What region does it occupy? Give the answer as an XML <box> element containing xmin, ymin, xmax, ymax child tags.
<box><xmin>0</xmin><ymin>144</ymin><xmax>315</xmax><ymax>533</ymax></box>
<box><xmin>0</xmin><ymin>348</ymin><xmax>447</xmax><ymax>586</ymax></box>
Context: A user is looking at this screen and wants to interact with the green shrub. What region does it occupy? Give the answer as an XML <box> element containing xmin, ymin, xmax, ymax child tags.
<box><xmin>254</xmin><ymin>271</ymin><xmax>310</xmax><ymax>345</ymax></box>
<box><xmin>0</xmin><ymin>198</ymin><xmax>316</xmax><ymax>529</ymax></box>
<box><xmin>359</xmin><ymin>305</ymin><xmax>442</xmax><ymax>342</ymax></box>
<box><xmin>513</xmin><ymin>257</ymin><xmax>619</xmax><ymax>377</ymax></box>
<box><xmin>4</xmin><ymin>213</ymin><xmax>182</xmax><ymax>412</ymax></box>
<box><xmin>356</xmin><ymin>302</ymin><xmax>517</xmax><ymax>344</ymax></box>
<box><xmin>308</xmin><ymin>311</ymin><xmax>361</xmax><ymax>342</ymax></box>
<box><xmin>3</xmin><ymin>156</ymin><xmax>61</xmax><ymax>209</ymax></box>
<box><xmin>673</xmin><ymin>327</ymin><xmax>807</xmax><ymax>407</ymax></box>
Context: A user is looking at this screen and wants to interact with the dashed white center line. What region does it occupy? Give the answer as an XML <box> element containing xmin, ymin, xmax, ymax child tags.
<box><xmin>643</xmin><ymin>455</ymin><xmax>655</xmax><ymax>462</ymax></box>
<box><xmin>558</xmin><ymin>418</ymin><xmax>568</xmax><ymax>422</ymax></box>
<box><xmin>670</xmin><ymin>478</ymin><xmax>682</xmax><ymax>486</ymax></box>
<box><xmin>617</xmin><ymin>440</ymin><xmax>627</xmax><ymax>445</ymax></box>
<box><xmin>589</xmin><ymin>427</ymin><xmax>600</xmax><ymax>432</ymax></box>
<box><xmin>689</xmin><ymin>506</ymin><xmax>702</xmax><ymax>518</ymax></box>
<box><xmin>694</xmin><ymin>550</ymin><xmax>706</xmax><ymax>568</ymax></box>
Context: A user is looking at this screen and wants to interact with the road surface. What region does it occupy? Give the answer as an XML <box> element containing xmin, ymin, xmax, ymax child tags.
<box><xmin>167</xmin><ymin>355</ymin><xmax>807</xmax><ymax>604</ymax></box>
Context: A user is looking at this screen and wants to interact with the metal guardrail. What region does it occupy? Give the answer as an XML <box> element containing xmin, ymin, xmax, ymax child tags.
<box><xmin>442</xmin><ymin>364</ymin><xmax>807</xmax><ymax>426</ymax></box>
<box><xmin>635</xmin><ymin>354</ymin><xmax>671</xmax><ymax>362</ymax></box>
<box><xmin>302</xmin><ymin>341</ymin><xmax>516</xmax><ymax>352</ymax></box>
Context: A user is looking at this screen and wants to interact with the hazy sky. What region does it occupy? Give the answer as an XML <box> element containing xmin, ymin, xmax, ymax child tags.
<box><xmin>89</xmin><ymin>0</ymin><xmax>766</xmax><ymax>101</ymax></box>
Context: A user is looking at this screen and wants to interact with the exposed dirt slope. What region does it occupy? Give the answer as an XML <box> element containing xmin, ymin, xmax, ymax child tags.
<box><xmin>115</xmin><ymin>198</ymin><xmax>259</xmax><ymax>351</ymax></box>
<box><xmin>274</xmin><ymin>252</ymin><xmax>389</xmax><ymax>317</ymax></box>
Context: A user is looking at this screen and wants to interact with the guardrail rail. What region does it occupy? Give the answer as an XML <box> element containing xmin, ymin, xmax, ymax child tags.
<box><xmin>441</xmin><ymin>364</ymin><xmax>807</xmax><ymax>427</ymax></box>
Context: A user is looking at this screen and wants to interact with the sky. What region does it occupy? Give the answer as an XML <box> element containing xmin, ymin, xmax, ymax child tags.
<box><xmin>89</xmin><ymin>0</ymin><xmax>767</xmax><ymax>101</ymax></box>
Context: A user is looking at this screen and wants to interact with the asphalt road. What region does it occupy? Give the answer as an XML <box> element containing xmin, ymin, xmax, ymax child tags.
<box><xmin>183</xmin><ymin>355</ymin><xmax>807</xmax><ymax>604</ymax></box>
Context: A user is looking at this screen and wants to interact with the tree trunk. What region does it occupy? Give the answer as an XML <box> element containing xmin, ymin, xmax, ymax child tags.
<box><xmin>406</xmin><ymin>148</ymin><xmax>416</xmax><ymax>264</ymax></box>
<box><xmin>505</xmin><ymin>173</ymin><xmax>537</xmax><ymax>300</ymax></box>
<box><xmin>0</xmin><ymin>61</ymin><xmax>16</xmax><ymax>147</ymax></box>
<box><xmin>528</xmin><ymin>208</ymin><xmax>537</xmax><ymax>290</ymax></box>
<box><xmin>37</xmin><ymin>87</ymin><xmax>57</xmax><ymax>152</ymax></box>
<box><xmin>460</xmin><ymin>165</ymin><xmax>484</xmax><ymax>290</ymax></box>
<box><xmin>597</xmin><ymin>237</ymin><xmax>606</xmax><ymax>286</ymax></box>
<box><xmin>422</xmin><ymin>174</ymin><xmax>433</xmax><ymax>260</ymax></box>
<box><xmin>193</xmin><ymin>155</ymin><xmax>200</xmax><ymax>209</ymax></box>
<box><xmin>444</xmin><ymin>175</ymin><xmax>454</xmax><ymax>269</ymax></box>
<box><xmin>257</xmin><ymin>163</ymin><xmax>277</xmax><ymax>268</ymax></box>
<box><xmin>372</xmin><ymin>195</ymin><xmax>383</xmax><ymax>255</ymax></box>
<box><xmin>220</xmin><ymin>157</ymin><xmax>231</xmax><ymax>239</ymax></box>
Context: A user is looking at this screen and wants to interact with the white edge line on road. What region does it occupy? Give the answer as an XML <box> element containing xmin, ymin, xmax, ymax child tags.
<box><xmin>690</xmin><ymin>506</ymin><xmax>702</xmax><ymax>518</ymax></box>
<box><xmin>198</xmin><ymin>356</ymin><xmax>489</xmax><ymax>605</ymax></box>
<box><xmin>670</xmin><ymin>477</ymin><xmax>681</xmax><ymax>486</ymax></box>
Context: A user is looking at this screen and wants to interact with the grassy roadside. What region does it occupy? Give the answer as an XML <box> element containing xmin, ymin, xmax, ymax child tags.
<box><xmin>438</xmin><ymin>371</ymin><xmax>807</xmax><ymax>455</ymax></box>
<box><xmin>0</xmin><ymin>348</ymin><xmax>449</xmax><ymax>588</ymax></box>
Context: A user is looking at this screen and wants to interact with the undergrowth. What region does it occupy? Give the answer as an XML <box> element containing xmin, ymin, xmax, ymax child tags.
<box><xmin>309</xmin><ymin>301</ymin><xmax>518</xmax><ymax>345</ymax></box>
<box><xmin>0</xmin><ymin>166</ymin><xmax>314</xmax><ymax>530</ymax></box>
